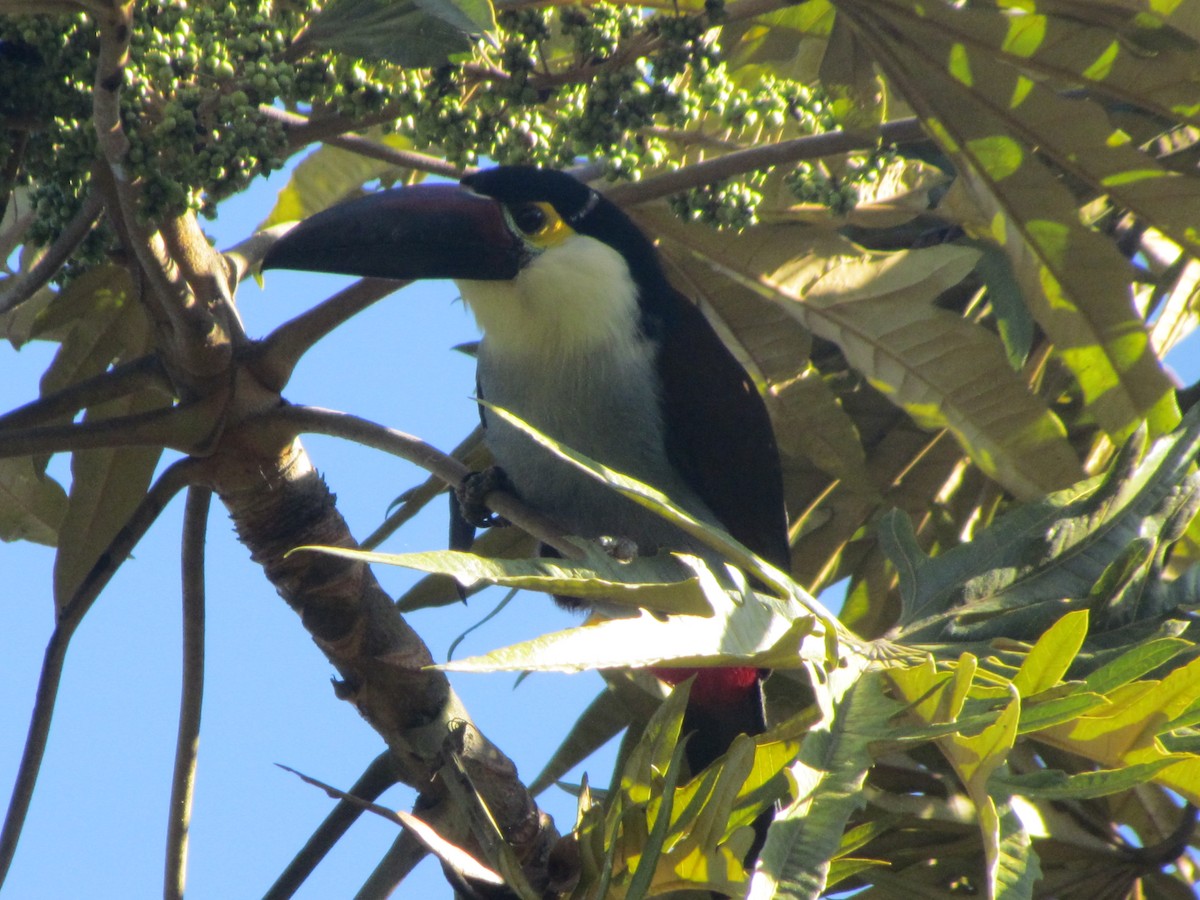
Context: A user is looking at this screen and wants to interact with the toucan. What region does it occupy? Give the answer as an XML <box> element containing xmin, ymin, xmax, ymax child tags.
<box><xmin>263</xmin><ymin>165</ymin><xmax>789</xmax><ymax>778</ymax></box>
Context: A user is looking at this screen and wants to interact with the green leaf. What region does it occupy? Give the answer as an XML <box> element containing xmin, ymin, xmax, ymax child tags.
<box><xmin>298</xmin><ymin>0</ymin><xmax>493</xmax><ymax>68</ymax></box>
<box><xmin>1017</xmin><ymin>692</ymin><xmax>1108</xmax><ymax>733</ymax></box>
<box><xmin>0</xmin><ymin>456</ymin><xmax>67</xmax><ymax>546</ymax></box>
<box><xmin>992</xmin><ymin>799</ymin><xmax>1040</xmax><ymax>899</ymax></box>
<box><xmin>1012</xmin><ymin>610</ymin><xmax>1088</xmax><ymax>697</ymax></box>
<box><xmin>992</xmin><ymin>759</ymin><xmax>1177</xmax><ymax>801</ymax></box>
<box><xmin>258</xmin><ymin>134</ymin><xmax>424</xmax><ymax>231</ymax></box>
<box><xmin>395</xmin><ymin>525</ymin><xmax>537</xmax><ymax>612</ymax></box>
<box><xmin>884</xmin><ymin>405</ymin><xmax>1200</xmax><ymax>640</ymax></box>
<box><xmin>53</xmin><ymin>391</ymin><xmax>165</xmax><ymax>610</ymax></box>
<box><xmin>749</xmin><ymin>670</ymin><xmax>893</xmax><ymax>898</ymax></box>
<box><xmin>435</xmin><ymin>590</ymin><xmax>824</xmax><ymax>674</ymax></box>
<box><xmin>301</xmin><ymin>543</ymin><xmax>722</xmax><ymax>616</ymax></box>
<box><xmin>34</xmin><ymin>265</ymin><xmax>150</xmax><ymax>398</ymax></box>
<box><xmin>1081</xmin><ymin>638</ymin><xmax>1193</xmax><ymax>696</ymax></box>
<box><xmin>722</xmin><ymin>0</ymin><xmax>835</xmax><ymax>80</ymax></box>
<box><xmin>480</xmin><ymin>402</ymin><xmax>851</xmax><ymax>650</ymax></box>
<box><xmin>841</xmin><ymin>0</ymin><xmax>1180</xmax><ymax>441</ymax></box>
<box><xmin>652</xmin><ymin>215</ymin><xmax>1084</xmax><ymax>499</ymax></box>
<box><xmin>34</xmin><ymin>265</ymin><xmax>163</xmax><ymax>610</ymax></box>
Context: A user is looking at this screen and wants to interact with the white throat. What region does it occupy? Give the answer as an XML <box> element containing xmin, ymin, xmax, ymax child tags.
<box><xmin>456</xmin><ymin>233</ymin><xmax>642</xmax><ymax>363</ymax></box>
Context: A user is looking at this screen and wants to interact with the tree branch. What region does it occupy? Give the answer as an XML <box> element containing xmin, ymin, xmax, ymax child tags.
<box><xmin>0</xmin><ymin>355</ymin><xmax>170</xmax><ymax>431</ymax></box>
<box><xmin>164</xmin><ymin>486</ymin><xmax>210</xmax><ymax>900</ymax></box>
<box><xmin>249</xmin><ymin>278</ymin><xmax>408</xmax><ymax>393</ymax></box>
<box><xmin>0</xmin><ymin>189</ymin><xmax>105</xmax><ymax>316</ymax></box>
<box><xmin>259</xmin><ymin>107</ymin><xmax>470</xmax><ymax>180</ymax></box>
<box><xmin>161</xmin><ymin>214</ymin><xmax>247</xmax><ymax>347</ymax></box>
<box><xmin>92</xmin><ymin>10</ymin><xmax>233</xmax><ymax>383</ymax></box>
<box><xmin>209</xmin><ymin>430</ymin><xmax>559</xmax><ymax>895</ymax></box>
<box><xmin>361</xmin><ymin>425</ymin><xmax>487</xmax><ymax>551</ymax></box>
<box><xmin>0</xmin><ymin>391</ymin><xmax>227</xmax><ymax>459</ymax></box>
<box><xmin>603</xmin><ymin>117</ymin><xmax>928</xmax><ymax>208</ymax></box>
<box><xmin>266</xmin><ymin>405</ymin><xmax>582</xmax><ymax>560</ymax></box>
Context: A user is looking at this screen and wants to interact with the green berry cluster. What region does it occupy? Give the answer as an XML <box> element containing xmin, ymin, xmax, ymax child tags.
<box><xmin>467</xmin><ymin>4</ymin><xmax>860</xmax><ymax>226</ymax></box>
<box><xmin>122</xmin><ymin>1</ymin><xmax>297</xmax><ymax>220</ymax></box>
<box><xmin>1</xmin><ymin>0</ymin><xmax>886</xmax><ymax>277</ymax></box>
<box><xmin>668</xmin><ymin>171</ymin><xmax>768</xmax><ymax>229</ymax></box>
<box><xmin>1</xmin><ymin>2</ymin><xmax>311</xmax><ymax>271</ymax></box>
<box><xmin>1</xmin><ymin>14</ymin><xmax>98</xmax><ymax>252</ymax></box>
<box><xmin>786</xmin><ymin>150</ymin><xmax>896</xmax><ymax>216</ymax></box>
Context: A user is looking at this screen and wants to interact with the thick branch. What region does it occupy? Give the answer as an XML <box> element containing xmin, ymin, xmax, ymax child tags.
<box><xmin>208</xmin><ymin>430</ymin><xmax>557</xmax><ymax>894</ymax></box>
<box><xmin>92</xmin><ymin>12</ymin><xmax>232</xmax><ymax>383</ymax></box>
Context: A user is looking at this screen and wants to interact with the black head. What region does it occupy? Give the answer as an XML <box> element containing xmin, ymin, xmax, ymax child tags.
<box><xmin>463</xmin><ymin>166</ymin><xmax>670</xmax><ymax>295</ymax></box>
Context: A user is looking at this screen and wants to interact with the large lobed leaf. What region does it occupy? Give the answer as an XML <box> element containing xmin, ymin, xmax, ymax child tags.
<box><xmin>647</xmin><ymin>210</ymin><xmax>1084</xmax><ymax>500</ymax></box>
<box><xmin>296</xmin><ymin>0</ymin><xmax>494</xmax><ymax>68</ymax></box>
<box><xmin>835</xmin><ymin>0</ymin><xmax>1183</xmax><ymax>442</ymax></box>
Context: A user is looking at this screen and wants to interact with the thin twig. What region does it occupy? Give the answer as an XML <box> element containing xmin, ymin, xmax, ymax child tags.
<box><xmin>263</xmin><ymin>752</ymin><xmax>400</xmax><ymax>899</ymax></box>
<box><xmin>0</xmin><ymin>189</ymin><xmax>105</xmax><ymax>315</ymax></box>
<box><xmin>0</xmin><ymin>457</ymin><xmax>204</xmax><ymax>884</ymax></box>
<box><xmin>603</xmin><ymin>117</ymin><xmax>927</xmax><ymax>207</ymax></box>
<box><xmin>637</xmin><ymin>125</ymin><xmax>745</xmax><ymax>150</ymax></box>
<box><xmin>265</xmin><ymin>405</ymin><xmax>581</xmax><ymax>559</ymax></box>
<box><xmin>250</xmin><ymin>278</ymin><xmax>408</xmax><ymax>393</ymax></box>
<box><xmin>164</xmin><ymin>486</ymin><xmax>210</xmax><ymax>900</ymax></box>
<box><xmin>269</xmin><ymin>107</ymin><xmax>410</xmax><ymax>149</ymax></box>
<box><xmin>324</xmin><ymin>133</ymin><xmax>472</xmax><ymax>180</ymax></box>
<box><xmin>259</xmin><ymin>107</ymin><xmax>468</xmax><ymax>180</ymax></box>
<box><xmin>361</xmin><ymin>425</ymin><xmax>487</xmax><ymax>550</ymax></box>
<box><xmin>0</xmin><ymin>355</ymin><xmax>170</xmax><ymax>431</ymax></box>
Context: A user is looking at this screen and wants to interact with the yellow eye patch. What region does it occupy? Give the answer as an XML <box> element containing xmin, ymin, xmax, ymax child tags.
<box><xmin>507</xmin><ymin>201</ymin><xmax>575</xmax><ymax>249</ymax></box>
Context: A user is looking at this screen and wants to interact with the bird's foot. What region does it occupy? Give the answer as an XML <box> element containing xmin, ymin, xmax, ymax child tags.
<box><xmin>455</xmin><ymin>466</ymin><xmax>512</xmax><ymax>529</ymax></box>
<box><xmin>596</xmin><ymin>534</ymin><xmax>638</xmax><ymax>562</ymax></box>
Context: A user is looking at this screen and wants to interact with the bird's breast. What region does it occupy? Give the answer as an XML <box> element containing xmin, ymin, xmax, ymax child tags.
<box><xmin>476</xmin><ymin>336</ymin><xmax>715</xmax><ymax>553</ymax></box>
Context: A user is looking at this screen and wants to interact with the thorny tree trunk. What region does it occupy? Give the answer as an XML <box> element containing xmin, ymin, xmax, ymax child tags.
<box><xmin>207</xmin><ymin>419</ymin><xmax>558</xmax><ymax>893</ymax></box>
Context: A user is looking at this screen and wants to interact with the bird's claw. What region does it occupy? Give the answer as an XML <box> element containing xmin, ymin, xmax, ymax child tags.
<box><xmin>455</xmin><ymin>466</ymin><xmax>512</xmax><ymax>529</ymax></box>
<box><xmin>597</xmin><ymin>535</ymin><xmax>638</xmax><ymax>562</ymax></box>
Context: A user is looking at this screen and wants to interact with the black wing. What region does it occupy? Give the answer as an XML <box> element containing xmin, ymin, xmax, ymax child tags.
<box><xmin>655</xmin><ymin>289</ymin><xmax>790</xmax><ymax>571</ymax></box>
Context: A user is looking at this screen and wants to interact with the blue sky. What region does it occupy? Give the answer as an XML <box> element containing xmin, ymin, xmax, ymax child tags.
<box><xmin>0</xmin><ymin>166</ymin><xmax>611</xmax><ymax>898</ymax></box>
<box><xmin>2</xmin><ymin>164</ymin><xmax>1199</xmax><ymax>898</ymax></box>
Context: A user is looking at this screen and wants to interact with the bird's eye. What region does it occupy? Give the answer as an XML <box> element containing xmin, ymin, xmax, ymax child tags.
<box><xmin>510</xmin><ymin>203</ymin><xmax>547</xmax><ymax>235</ymax></box>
